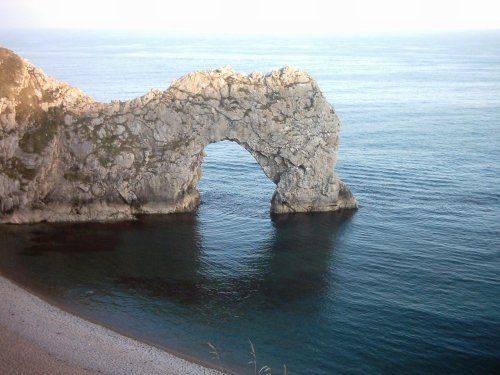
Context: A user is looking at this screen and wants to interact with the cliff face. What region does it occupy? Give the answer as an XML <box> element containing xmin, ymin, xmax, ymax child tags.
<box><xmin>0</xmin><ymin>47</ymin><xmax>356</xmax><ymax>223</ymax></box>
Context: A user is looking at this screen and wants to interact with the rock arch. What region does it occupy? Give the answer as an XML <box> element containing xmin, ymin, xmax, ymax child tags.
<box><xmin>0</xmin><ymin>48</ymin><xmax>357</xmax><ymax>223</ymax></box>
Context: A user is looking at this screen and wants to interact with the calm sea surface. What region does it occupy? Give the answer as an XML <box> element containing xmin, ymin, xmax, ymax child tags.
<box><xmin>1</xmin><ymin>30</ymin><xmax>499</xmax><ymax>374</ymax></box>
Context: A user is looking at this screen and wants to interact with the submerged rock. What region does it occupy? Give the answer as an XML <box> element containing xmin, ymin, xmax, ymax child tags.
<box><xmin>0</xmin><ymin>47</ymin><xmax>357</xmax><ymax>223</ymax></box>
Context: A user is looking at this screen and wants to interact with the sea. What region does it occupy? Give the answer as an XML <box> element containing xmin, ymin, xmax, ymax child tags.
<box><xmin>1</xmin><ymin>29</ymin><xmax>499</xmax><ymax>374</ymax></box>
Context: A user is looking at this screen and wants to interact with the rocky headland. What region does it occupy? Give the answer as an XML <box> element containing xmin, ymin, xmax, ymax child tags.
<box><xmin>0</xmin><ymin>47</ymin><xmax>356</xmax><ymax>223</ymax></box>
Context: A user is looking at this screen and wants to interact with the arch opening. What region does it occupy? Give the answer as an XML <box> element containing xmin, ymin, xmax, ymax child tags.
<box><xmin>195</xmin><ymin>140</ymin><xmax>276</xmax><ymax>216</ymax></box>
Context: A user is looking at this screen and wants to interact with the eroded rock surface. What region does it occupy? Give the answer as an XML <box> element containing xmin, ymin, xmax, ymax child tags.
<box><xmin>0</xmin><ymin>47</ymin><xmax>356</xmax><ymax>223</ymax></box>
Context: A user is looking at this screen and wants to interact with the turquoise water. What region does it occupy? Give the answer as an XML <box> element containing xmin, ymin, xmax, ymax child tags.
<box><xmin>1</xmin><ymin>30</ymin><xmax>500</xmax><ymax>374</ymax></box>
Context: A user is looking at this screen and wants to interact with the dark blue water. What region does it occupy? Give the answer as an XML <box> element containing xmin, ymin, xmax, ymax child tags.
<box><xmin>1</xmin><ymin>30</ymin><xmax>500</xmax><ymax>374</ymax></box>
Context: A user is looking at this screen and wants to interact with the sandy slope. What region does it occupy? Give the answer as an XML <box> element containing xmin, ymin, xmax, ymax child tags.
<box><xmin>0</xmin><ymin>324</ymin><xmax>95</xmax><ymax>374</ymax></box>
<box><xmin>0</xmin><ymin>276</ymin><xmax>224</xmax><ymax>375</ymax></box>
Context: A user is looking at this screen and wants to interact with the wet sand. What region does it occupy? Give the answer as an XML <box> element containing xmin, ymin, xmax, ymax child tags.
<box><xmin>0</xmin><ymin>276</ymin><xmax>224</xmax><ymax>375</ymax></box>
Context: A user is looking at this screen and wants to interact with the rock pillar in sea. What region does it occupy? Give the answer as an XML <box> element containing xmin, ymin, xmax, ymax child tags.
<box><xmin>0</xmin><ymin>47</ymin><xmax>357</xmax><ymax>223</ymax></box>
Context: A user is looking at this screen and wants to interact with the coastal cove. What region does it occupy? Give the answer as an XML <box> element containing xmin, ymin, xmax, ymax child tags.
<box><xmin>1</xmin><ymin>30</ymin><xmax>500</xmax><ymax>374</ymax></box>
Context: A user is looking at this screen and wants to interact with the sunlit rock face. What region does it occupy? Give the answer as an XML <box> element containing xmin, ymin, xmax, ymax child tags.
<box><xmin>0</xmin><ymin>47</ymin><xmax>357</xmax><ymax>223</ymax></box>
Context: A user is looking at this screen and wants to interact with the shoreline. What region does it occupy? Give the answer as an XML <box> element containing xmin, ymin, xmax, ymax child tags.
<box><xmin>0</xmin><ymin>274</ymin><xmax>226</xmax><ymax>374</ymax></box>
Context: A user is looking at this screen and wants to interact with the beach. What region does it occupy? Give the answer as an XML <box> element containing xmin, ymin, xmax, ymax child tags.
<box><xmin>0</xmin><ymin>275</ymin><xmax>224</xmax><ymax>375</ymax></box>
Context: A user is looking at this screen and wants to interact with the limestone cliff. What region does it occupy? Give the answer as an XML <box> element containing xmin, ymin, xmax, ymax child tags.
<box><xmin>0</xmin><ymin>47</ymin><xmax>356</xmax><ymax>223</ymax></box>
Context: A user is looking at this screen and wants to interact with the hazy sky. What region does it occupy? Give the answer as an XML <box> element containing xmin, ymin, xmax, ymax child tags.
<box><xmin>1</xmin><ymin>0</ymin><xmax>499</xmax><ymax>34</ymax></box>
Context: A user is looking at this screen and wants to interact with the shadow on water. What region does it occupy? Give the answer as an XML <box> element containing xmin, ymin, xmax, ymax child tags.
<box><xmin>116</xmin><ymin>211</ymin><xmax>354</xmax><ymax>307</ymax></box>
<box><xmin>256</xmin><ymin>211</ymin><xmax>354</xmax><ymax>304</ymax></box>
<box><xmin>0</xmin><ymin>210</ymin><xmax>355</xmax><ymax>374</ymax></box>
<box><xmin>0</xmin><ymin>210</ymin><xmax>354</xmax><ymax>308</ymax></box>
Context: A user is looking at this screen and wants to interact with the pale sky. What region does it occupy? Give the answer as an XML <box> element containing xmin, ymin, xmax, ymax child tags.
<box><xmin>0</xmin><ymin>0</ymin><xmax>499</xmax><ymax>34</ymax></box>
